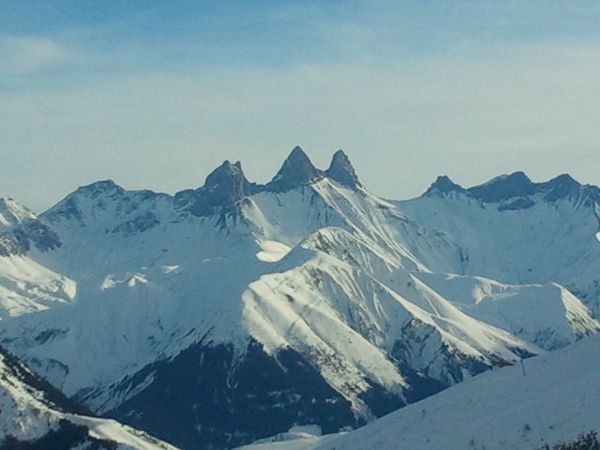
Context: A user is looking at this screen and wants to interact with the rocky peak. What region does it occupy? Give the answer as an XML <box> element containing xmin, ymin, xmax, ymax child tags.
<box><xmin>424</xmin><ymin>176</ymin><xmax>465</xmax><ymax>197</ymax></box>
<box><xmin>0</xmin><ymin>197</ymin><xmax>36</xmax><ymax>228</ymax></box>
<box><xmin>467</xmin><ymin>172</ymin><xmax>537</xmax><ymax>203</ymax></box>
<box><xmin>202</xmin><ymin>160</ymin><xmax>253</xmax><ymax>206</ymax></box>
<box><xmin>0</xmin><ymin>197</ymin><xmax>61</xmax><ymax>256</ymax></box>
<box><xmin>266</xmin><ymin>146</ymin><xmax>323</xmax><ymax>192</ymax></box>
<box><xmin>541</xmin><ymin>174</ymin><xmax>581</xmax><ymax>201</ymax></box>
<box><xmin>325</xmin><ymin>150</ymin><xmax>361</xmax><ymax>189</ymax></box>
<box><xmin>177</xmin><ymin>160</ymin><xmax>257</xmax><ymax>217</ymax></box>
<box><xmin>74</xmin><ymin>180</ymin><xmax>124</xmax><ymax>198</ymax></box>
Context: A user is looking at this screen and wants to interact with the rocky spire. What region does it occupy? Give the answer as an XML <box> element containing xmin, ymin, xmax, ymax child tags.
<box><xmin>266</xmin><ymin>146</ymin><xmax>323</xmax><ymax>192</ymax></box>
<box><xmin>325</xmin><ymin>150</ymin><xmax>361</xmax><ymax>189</ymax></box>
<box><xmin>203</xmin><ymin>160</ymin><xmax>252</xmax><ymax>207</ymax></box>
<box><xmin>177</xmin><ymin>160</ymin><xmax>256</xmax><ymax>217</ymax></box>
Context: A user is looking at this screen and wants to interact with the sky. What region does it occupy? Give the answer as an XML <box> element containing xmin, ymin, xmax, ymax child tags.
<box><xmin>1</xmin><ymin>1</ymin><xmax>600</xmax><ymax>211</ymax></box>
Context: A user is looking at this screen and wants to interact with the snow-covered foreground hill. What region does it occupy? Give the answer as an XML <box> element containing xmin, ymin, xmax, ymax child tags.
<box><xmin>0</xmin><ymin>344</ymin><xmax>178</xmax><ymax>450</ymax></box>
<box><xmin>0</xmin><ymin>147</ymin><xmax>598</xmax><ymax>448</ymax></box>
<box><xmin>241</xmin><ymin>334</ymin><xmax>600</xmax><ymax>450</ymax></box>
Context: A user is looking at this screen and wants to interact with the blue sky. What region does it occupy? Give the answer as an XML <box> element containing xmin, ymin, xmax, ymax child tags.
<box><xmin>2</xmin><ymin>1</ymin><xmax>600</xmax><ymax>210</ymax></box>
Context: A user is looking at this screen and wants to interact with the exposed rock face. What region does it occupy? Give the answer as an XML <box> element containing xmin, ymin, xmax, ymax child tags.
<box><xmin>467</xmin><ymin>172</ymin><xmax>537</xmax><ymax>203</ymax></box>
<box><xmin>176</xmin><ymin>160</ymin><xmax>258</xmax><ymax>217</ymax></box>
<box><xmin>105</xmin><ymin>339</ymin><xmax>360</xmax><ymax>450</ymax></box>
<box><xmin>325</xmin><ymin>150</ymin><xmax>361</xmax><ymax>189</ymax></box>
<box><xmin>424</xmin><ymin>171</ymin><xmax>600</xmax><ymax>210</ymax></box>
<box><xmin>0</xmin><ymin>197</ymin><xmax>61</xmax><ymax>256</ymax></box>
<box><xmin>0</xmin><ymin>345</ymin><xmax>177</xmax><ymax>450</ymax></box>
<box><xmin>424</xmin><ymin>176</ymin><xmax>465</xmax><ymax>196</ymax></box>
<box><xmin>266</xmin><ymin>146</ymin><xmax>324</xmax><ymax>193</ymax></box>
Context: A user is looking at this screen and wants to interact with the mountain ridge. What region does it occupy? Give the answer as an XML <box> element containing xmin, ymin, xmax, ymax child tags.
<box><xmin>0</xmin><ymin>148</ymin><xmax>599</xmax><ymax>449</ymax></box>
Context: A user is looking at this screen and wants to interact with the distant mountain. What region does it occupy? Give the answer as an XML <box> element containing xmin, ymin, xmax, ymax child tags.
<box><xmin>241</xmin><ymin>334</ymin><xmax>600</xmax><ymax>450</ymax></box>
<box><xmin>0</xmin><ymin>344</ymin><xmax>177</xmax><ymax>449</ymax></box>
<box><xmin>0</xmin><ymin>197</ymin><xmax>60</xmax><ymax>257</ymax></box>
<box><xmin>0</xmin><ymin>147</ymin><xmax>598</xmax><ymax>449</ymax></box>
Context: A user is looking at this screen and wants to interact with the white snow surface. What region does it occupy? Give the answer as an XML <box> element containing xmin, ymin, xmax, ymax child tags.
<box><xmin>0</xmin><ymin>348</ymin><xmax>177</xmax><ymax>449</ymax></box>
<box><xmin>240</xmin><ymin>334</ymin><xmax>600</xmax><ymax>450</ymax></box>
<box><xmin>0</xmin><ymin>175</ymin><xmax>598</xmax><ymax>419</ymax></box>
<box><xmin>0</xmin><ymin>197</ymin><xmax>36</xmax><ymax>228</ymax></box>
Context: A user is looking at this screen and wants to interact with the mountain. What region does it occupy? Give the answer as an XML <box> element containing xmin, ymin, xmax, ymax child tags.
<box><xmin>0</xmin><ymin>344</ymin><xmax>178</xmax><ymax>449</ymax></box>
<box><xmin>240</xmin><ymin>334</ymin><xmax>600</xmax><ymax>450</ymax></box>
<box><xmin>406</xmin><ymin>171</ymin><xmax>600</xmax><ymax>315</ymax></box>
<box><xmin>0</xmin><ymin>149</ymin><xmax>598</xmax><ymax>449</ymax></box>
<box><xmin>0</xmin><ymin>197</ymin><xmax>72</xmax><ymax>319</ymax></box>
<box><xmin>0</xmin><ymin>197</ymin><xmax>60</xmax><ymax>257</ymax></box>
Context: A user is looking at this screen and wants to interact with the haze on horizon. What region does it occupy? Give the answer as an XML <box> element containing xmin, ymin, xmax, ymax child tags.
<box><xmin>1</xmin><ymin>0</ymin><xmax>600</xmax><ymax>211</ymax></box>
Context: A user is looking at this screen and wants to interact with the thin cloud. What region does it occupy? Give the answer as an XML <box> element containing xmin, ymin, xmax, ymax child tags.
<box><xmin>0</xmin><ymin>36</ymin><xmax>69</xmax><ymax>75</ymax></box>
<box><xmin>1</xmin><ymin>40</ymin><xmax>600</xmax><ymax>211</ymax></box>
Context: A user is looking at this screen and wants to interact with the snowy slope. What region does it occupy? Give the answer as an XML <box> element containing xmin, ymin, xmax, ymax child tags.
<box><xmin>396</xmin><ymin>173</ymin><xmax>600</xmax><ymax>315</ymax></box>
<box><xmin>0</xmin><ymin>345</ymin><xmax>178</xmax><ymax>449</ymax></box>
<box><xmin>0</xmin><ymin>196</ymin><xmax>61</xmax><ymax>257</ymax></box>
<box><xmin>240</xmin><ymin>334</ymin><xmax>600</xmax><ymax>450</ymax></box>
<box><xmin>0</xmin><ymin>198</ymin><xmax>74</xmax><ymax>319</ymax></box>
<box><xmin>0</xmin><ymin>149</ymin><xmax>598</xmax><ymax>449</ymax></box>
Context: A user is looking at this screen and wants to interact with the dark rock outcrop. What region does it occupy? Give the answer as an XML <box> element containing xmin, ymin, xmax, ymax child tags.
<box><xmin>424</xmin><ymin>176</ymin><xmax>465</xmax><ymax>197</ymax></box>
<box><xmin>265</xmin><ymin>146</ymin><xmax>324</xmax><ymax>193</ymax></box>
<box><xmin>325</xmin><ymin>150</ymin><xmax>361</xmax><ymax>189</ymax></box>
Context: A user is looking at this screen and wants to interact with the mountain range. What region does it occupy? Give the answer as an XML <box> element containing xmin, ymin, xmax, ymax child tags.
<box><xmin>0</xmin><ymin>147</ymin><xmax>599</xmax><ymax>449</ymax></box>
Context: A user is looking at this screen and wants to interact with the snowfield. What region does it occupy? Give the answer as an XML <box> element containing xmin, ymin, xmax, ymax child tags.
<box><xmin>0</xmin><ymin>345</ymin><xmax>177</xmax><ymax>449</ymax></box>
<box><xmin>0</xmin><ymin>148</ymin><xmax>599</xmax><ymax>448</ymax></box>
<box><xmin>240</xmin><ymin>334</ymin><xmax>600</xmax><ymax>450</ymax></box>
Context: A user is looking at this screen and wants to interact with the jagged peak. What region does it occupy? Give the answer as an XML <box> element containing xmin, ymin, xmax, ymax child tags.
<box><xmin>424</xmin><ymin>176</ymin><xmax>465</xmax><ymax>197</ymax></box>
<box><xmin>266</xmin><ymin>146</ymin><xmax>323</xmax><ymax>192</ymax></box>
<box><xmin>426</xmin><ymin>171</ymin><xmax>594</xmax><ymax>205</ymax></box>
<box><xmin>325</xmin><ymin>149</ymin><xmax>361</xmax><ymax>189</ymax></box>
<box><xmin>178</xmin><ymin>160</ymin><xmax>256</xmax><ymax>217</ymax></box>
<box><xmin>204</xmin><ymin>160</ymin><xmax>247</xmax><ymax>190</ymax></box>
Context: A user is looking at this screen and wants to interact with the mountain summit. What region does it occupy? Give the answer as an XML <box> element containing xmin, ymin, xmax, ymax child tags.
<box><xmin>1</xmin><ymin>149</ymin><xmax>600</xmax><ymax>450</ymax></box>
<box><xmin>202</xmin><ymin>160</ymin><xmax>255</xmax><ymax>207</ymax></box>
<box><xmin>424</xmin><ymin>176</ymin><xmax>465</xmax><ymax>196</ymax></box>
<box><xmin>467</xmin><ymin>171</ymin><xmax>537</xmax><ymax>202</ymax></box>
<box><xmin>175</xmin><ymin>160</ymin><xmax>257</xmax><ymax>217</ymax></box>
<box><xmin>266</xmin><ymin>146</ymin><xmax>324</xmax><ymax>192</ymax></box>
<box><xmin>325</xmin><ymin>150</ymin><xmax>361</xmax><ymax>189</ymax></box>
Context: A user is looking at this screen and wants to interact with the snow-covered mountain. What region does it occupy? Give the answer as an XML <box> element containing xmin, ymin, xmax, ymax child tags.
<box><xmin>241</xmin><ymin>333</ymin><xmax>600</xmax><ymax>450</ymax></box>
<box><xmin>399</xmin><ymin>171</ymin><xmax>600</xmax><ymax>316</ymax></box>
<box><xmin>0</xmin><ymin>147</ymin><xmax>598</xmax><ymax>449</ymax></box>
<box><xmin>0</xmin><ymin>344</ymin><xmax>178</xmax><ymax>449</ymax></box>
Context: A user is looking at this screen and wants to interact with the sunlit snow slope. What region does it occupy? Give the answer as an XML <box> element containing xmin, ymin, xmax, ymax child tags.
<box><xmin>0</xmin><ymin>148</ymin><xmax>598</xmax><ymax>449</ymax></box>
<box><xmin>0</xmin><ymin>345</ymin><xmax>178</xmax><ymax>450</ymax></box>
<box><xmin>241</xmin><ymin>334</ymin><xmax>600</xmax><ymax>450</ymax></box>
